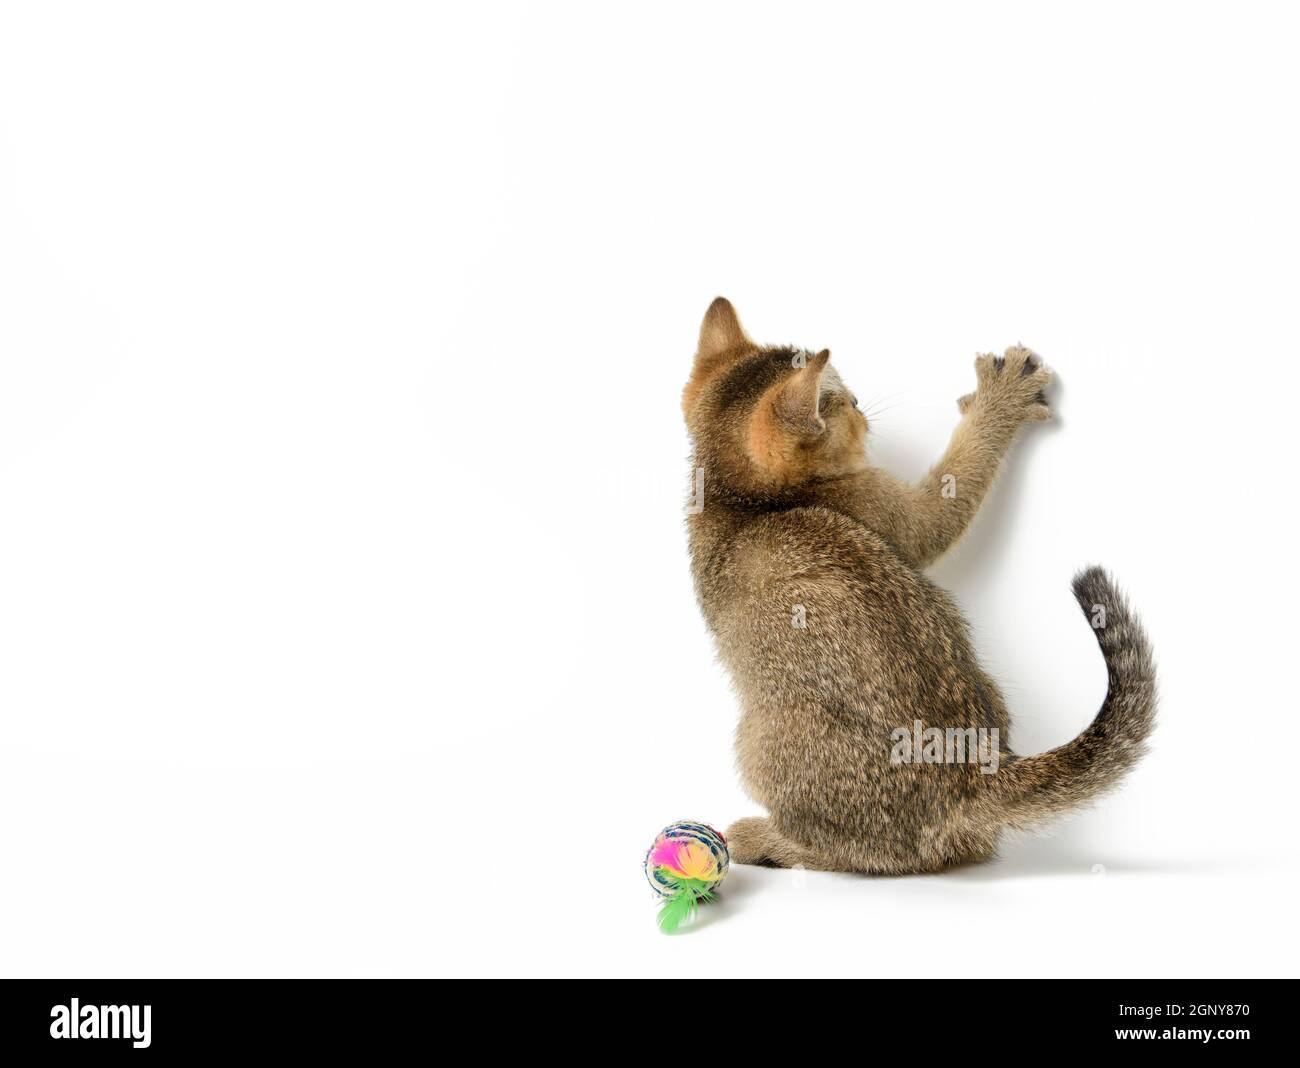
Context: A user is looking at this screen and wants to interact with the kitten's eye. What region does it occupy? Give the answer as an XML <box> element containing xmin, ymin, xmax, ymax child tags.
<box><xmin>850</xmin><ymin>395</ymin><xmax>859</xmax><ymax>409</ymax></box>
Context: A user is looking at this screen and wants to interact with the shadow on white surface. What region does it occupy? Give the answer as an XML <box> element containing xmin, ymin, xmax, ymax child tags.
<box><xmin>682</xmin><ymin>824</ymin><xmax>1233</xmax><ymax>935</ymax></box>
<box><xmin>949</xmin><ymin>830</ymin><xmax>1229</xmax><ymax>882</ymax></box>
<box><xmin>930</xmin><ymin>376</ymin><xmax>1065</xmax><ymax>600</ymax></box>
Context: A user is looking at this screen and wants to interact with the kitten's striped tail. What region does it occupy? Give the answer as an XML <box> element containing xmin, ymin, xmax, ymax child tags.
<box><xmin>989</xmin><ymin>566</ymin><xmax>1157</xmax><ymax>829</ymax></box>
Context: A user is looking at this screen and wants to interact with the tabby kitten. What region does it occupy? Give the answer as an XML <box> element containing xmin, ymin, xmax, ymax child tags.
<box><xmin>683</xmin><ymin>298</ymin><xmax>1156</xmax><ymax>873</ymax></box>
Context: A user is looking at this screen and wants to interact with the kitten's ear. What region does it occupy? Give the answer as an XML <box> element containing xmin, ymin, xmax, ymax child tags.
<box><xmin>746</xmin><ymin>350</ymin><xmax>831</xmax><ymax>477</ymax></box>
<box><xmin>775</xmin><ymin>349</ymin><xmax>831</xmax><ymax>434</ymax></box>
<box><xmin>697</xmin><ymin>297</ymin><xmax>752</xmax><ymax>361</ymax></box>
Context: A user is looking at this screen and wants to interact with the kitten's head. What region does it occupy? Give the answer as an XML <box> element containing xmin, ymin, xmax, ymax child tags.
<box><xmin>683</xmin><ymin>297</ymin><xmax>869</xmax><ymax>498</ymax></box>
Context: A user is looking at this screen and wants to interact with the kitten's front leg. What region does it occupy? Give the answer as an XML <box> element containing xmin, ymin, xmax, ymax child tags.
<box><xmin>903</xmin><ymin>346</ymin><xmax>1052</xmax><ymax>566</ymax></box>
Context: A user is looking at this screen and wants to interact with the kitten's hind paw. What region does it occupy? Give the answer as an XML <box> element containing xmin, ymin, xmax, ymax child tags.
<box><xmin>725</xmin><ymin>816</ymin><xmax>823</xmax><ymax>869</ymax></box>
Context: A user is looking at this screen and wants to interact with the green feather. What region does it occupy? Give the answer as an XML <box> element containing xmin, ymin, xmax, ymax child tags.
<box><xmin>657</xmin><ymin>888</ymin><xmax>695</xmax><ymax>933</ymax></box>
<box><xmin>655</xmin><ymin>874</ymin><xmax>718</xmax><ymax>933</ymax></box>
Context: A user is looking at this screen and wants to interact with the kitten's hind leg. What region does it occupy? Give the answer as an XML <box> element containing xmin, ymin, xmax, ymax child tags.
<box><xmin>726</xmin><ymin>816</ymin><xmax>829</xmax><ymax>869</ymax></box>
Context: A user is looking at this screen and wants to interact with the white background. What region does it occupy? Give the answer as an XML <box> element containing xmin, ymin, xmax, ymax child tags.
<box><xmin>1</xmin><ymin>2</ymin><xmax>1296</xmax><ymax>978</ymax></box>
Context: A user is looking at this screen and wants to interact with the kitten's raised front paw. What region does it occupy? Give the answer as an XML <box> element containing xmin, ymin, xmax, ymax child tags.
<box><xmin>960</xmin><ymin>345</ymin><xmax>1052</xmax><ymax>422</ymax></box>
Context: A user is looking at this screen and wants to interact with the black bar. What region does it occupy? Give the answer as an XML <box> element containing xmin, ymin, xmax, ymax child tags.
<box><xmin>0</xmin><ymin>979</ymin><xmax>1290</xmax><ymax>1056</ymax></box>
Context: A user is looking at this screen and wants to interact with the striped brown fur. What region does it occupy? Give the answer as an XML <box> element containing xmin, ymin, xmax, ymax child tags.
<box><xmin>683</xmin><ymin>298</ymin><xmax>1157</xmax><ymax>874</ymax></box>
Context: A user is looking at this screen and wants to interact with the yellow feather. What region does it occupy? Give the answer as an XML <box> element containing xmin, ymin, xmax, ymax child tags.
<box><xmin>673</xmin><ymin>842</ymin><xmax>719</xmax><ymax>882</ymax></box>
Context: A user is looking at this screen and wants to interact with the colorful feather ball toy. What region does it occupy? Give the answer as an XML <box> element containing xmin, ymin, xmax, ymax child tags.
<box><xmin>644</xmin><ymin>820</ymin><xmax>729</xmax><ymax>932</ymax></box>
